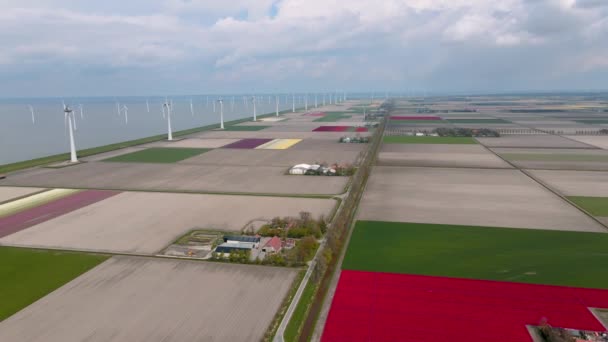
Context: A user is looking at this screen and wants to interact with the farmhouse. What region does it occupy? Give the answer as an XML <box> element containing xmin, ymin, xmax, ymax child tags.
<box><xmin>261</xmin><ymin>236</ymin><xmax>282</xmax><ymax>253</ymax></box>
<box><xmin>215</xmin><ymin>241</ymin><xmax>256</xmax><ymax>254</ymax></box>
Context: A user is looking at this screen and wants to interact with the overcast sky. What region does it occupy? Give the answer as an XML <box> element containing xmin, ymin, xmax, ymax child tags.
<box><xmin>1</xmin><ymin>0</ymin><xmax>607</xmax><ymax>97</ymax></box>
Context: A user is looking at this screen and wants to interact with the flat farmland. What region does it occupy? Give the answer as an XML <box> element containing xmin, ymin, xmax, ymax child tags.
<box><xmin>383</xmin><ymin>136</ymin><xmax>477</xmax><ymax>144</ymax></box>
<box><xmin>192</xmin><ymin>130</ymin><xmax>370</xmax><ymax>140</ymax></box>
<box><xmin>323</xmin><ymin>271</ymin><xmax>608</xmax><ymax>342</ymax></box>
<box><xmin>529</xmin><ymin>169</ymin><xmax>608</xmax><ymax>197</ymax></box>
<box><xmin>0</xmin><ymin>162</ymin><xmax>348</xmax><ymax>195</ymax></box>
<box><xmin>377</xmin><ymin>144</ymin><xmax>512</xmax><ymax>168</ymax></box>
<box><xmin>343</xmin><ymin>221</ymin><xmax>608</xmax><ymax>287</ymax></box>
<box><xmin>493</xmin><ymin>147</ymin><xmax>608</xmax><ymax>170</ymax></box>
<box><xmin>180</xmin><ymin>148</ymin><xmax>361</xmax><ymax>167</ymax></box>
<box><xmin>476</xmin><ymin>135</ymin><xmax>593</xmax><ymax>148</ymax></box>
<box><xmin>0</xmin><ymin>247</ymin><xmax>108</xmax><ymax>321</ymax></box>
<box><xmin>0</xmin><ymin>256</ymin><xmax>297</xmax><ymax>342</ymax></box>
<box><xmin>0</xmin><ymin>187</ymin><xmax>45</xmax><ymax>204</ymax></box>
<box><xmin>103</xmin><ymin>147</ymin><xmax>210</xmax><ymax>163</ymax></box>
<box><xmin>0</xmin><ymin>192</ymin><xmax>336</xmax><ymax>254</ymax></box>
<box><xmin>357</xmin><ymin>166</ymin><xmax>604</xmax><ymax>232</ymax></box>
<box><xmin>566</xmin><ymin>135</ymin><xmax>608</xmax><ymax>149</ymax></box>
<box><xmin>288</xmin><ymin>138</ymin><xmax>366</xmax><ymax>152</ymax></box>
<box><xmin>146</xmin><ymin>138</ymin><xmax>241</xmax><ymax>149</ymax></box>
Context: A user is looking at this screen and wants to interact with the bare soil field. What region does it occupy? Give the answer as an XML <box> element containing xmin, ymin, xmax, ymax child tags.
<box><xmin>377</xmin><ymin>144</ymin><xmax>512</xmax><ymax>169</ymax></box>
<box><xmin>0</xmin><ymin>192</ymin><xmax>335</xmax><ymax>254</ymax></box>
<box><xmin>493</xmin><ymin>148</ymin><xmax>608</xmax><ymax>171</ymax></box>
<box><xmin>81</xmin><ymin>147</ymin><xmax>146</xmax><ymax>162</ymax></box>
<box><xmin>191</xmin><ymin>130</ymin><xmax>370</xmax><ymax>140</ymax></box>
<box><xmin>180</xmin><ymin>148</ymin><xmax>360</xmax><ymax>167</ymax></box>
<box><xmin>0</xmin><ymin>256</ymin><xmax>297</xmax><ymax>342</ymax></box>
<box><xmin>288</xmin><ymin>138</ymin><xmax>366</xmax><ymax>152</ymax></box>
<box><xmin>146</xmin><ymin>138</ymin><xmax>240</xmax><ymax>149</ymax></box>
<box><xmin>566</xmin><ymin>136</ymin><xmax>608</xmax><ymax>150</ymax></box>
<box><xmin>357</xmin><ymin>166</ymin><xmax>604</xmax><ymax>232</ymax></box>
<box><xmin>529</xmin><ymin>170</ymin><xmax>608</xmax><ymax>197</ymax></box>
<box><xmin>476</xmin><ymin>135</ymin><xmax>594</xmax><ymax>148</ymax></box>
<box><xmin>0</xmin><ymin>187</ymin><xmax>45</xmax><ymax>204</ymax></box>
<box><xmin>0</xmin><ymin>162</ymin><xmax>347</xmax><ymax>195</ymax></box>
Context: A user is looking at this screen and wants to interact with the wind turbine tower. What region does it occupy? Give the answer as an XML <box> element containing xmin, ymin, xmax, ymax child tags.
<box><xmin>218</xmin><ymin>99</ymin><xmax>224</xmax><ymax>129</ymax></box>
<box><xmin>252</xmin><ymin>96</ymin><xmax>257</xmax><ymax>121</ymax></box>
<box><xmin>64</xmin><ymin>104</ymin><xmax>78</xmax><ymax>163</ymax></box>
<box><xmin>163</xmin><ymin>100</ymin><xmax>174</xmax><ymax>141</ymax></box>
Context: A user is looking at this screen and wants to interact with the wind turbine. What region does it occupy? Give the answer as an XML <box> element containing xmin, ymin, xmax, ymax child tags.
<box><xmin>218</xmin><ymin>99</ymin><xmax>224</xmax><ymax>129</ymax></box>
<box><xmin>63</xmin><ymin>103</ymin><xmax>78</xmax><ymax>163</ymax></box>
<box><xmin>252</xmin><ymin>96</ymin><xmax>257</xmax><ymax>121</ymax></box>
<box><xmin>323</xmin><ymin>93</ymin><xmax>326</xmax><ymax>106</ymax></box>
<box><xmin>28</xmin><ymin>105</ymin><xmax>35</xmax><ymax>124</ymax></box>
<box><xmin>190</xmin><ymin>98</ymin><xmax>194</xmax><ymax>116</ymax></box>
<box><xmin>292</xmin><ymin>94</ymin><xmax>295</xmax><ymax>112</ymax></box>
<box><xmin>275</xmin><ymin>95</ymin><xmax>279</xmax><ymax>116</ymax></box>
<box><xmin>116</xmin><ymin>102</ymin><xmax>121</xmax><ymax>116</ymax></box>
<box><xmin>305</xmin><ymin>94</ymin><xmax>308</xmax><ymax>111</ymax></box>
<box><xmin>314</xmin><ymin>94</ymin><xmax>318</xmax><ymax>108</ymax></box>
<box><xmin>122</xmin><ymin>104</ymin><xmax>128</xmax><ymax>124</ymax></box>
<box><xmin>163</xmin><ymin>100</ymin><xmax>173</xmax><ymax>140</ymax></box>
<box><xmin>146</xmin><ymin>99</ymin><xmax>150</xmax><ymax>113</ymax></box>
<box><xmin>79</xmin><ymin>104</ymin><xmax>84</xmax><ymax>119</ymax></box>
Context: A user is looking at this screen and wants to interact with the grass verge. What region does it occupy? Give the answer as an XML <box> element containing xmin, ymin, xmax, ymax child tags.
<box><xmin>284</xmin><ymin>279</ymin><xmax>318</xmax><ymax>341</ymax></box>
<box><xmin>0</xmin><ymin>247</ymin><xmax>108</xmax><ymax>321</ymax></box>
<box><xmin>104</xmin><ymin>147</ymin><xmax>210</xmax><ymax>163</ymax></box>
<box><xmin>343</xmin><ymin>220</ymin><xmax>608</xmax><ymax>289</ymax></box>
<box><xmin>383</xmin><ymin>136</ymin><xmax>477</xmax><ymax>144</ymax></box>
<box><xmin>264</xmin><ymin>270</ymin><xmax>306</xmax><ymax>342</ymax></box>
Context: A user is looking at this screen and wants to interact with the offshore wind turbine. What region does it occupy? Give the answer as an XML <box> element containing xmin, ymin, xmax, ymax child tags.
<box><xmin>314</xmin><ymin>94</ymin><xmax>318</xmax><ymax>108</ymax></box>
<box><xmin>252</xmin><ymin>96</ymin><xmax>257</xmax><ymax>121</ymax></box>
<box><xmin>163</xmin><ymin>100</ymin><xmax>173</xmax><ymax>140</ymax></box>
<box><xmin>63</xmin><ymin>103</ymin><xmax>78</xmax><ymax>163</ymax></box>
<box><xmin>292</xmin><ymin>94</ymin><xmax>295</xmax><ymax>112</ymax></box>
<box><xmin>122</xmin><ymin>104</ymin><xmax>129</xmax><ymax>124</ymax></box>
<box><xmin>28</xmin><ymin>105</ymin><xmax>35</xmax><ymax>124</ymax></box>
<box><xmin>218</xmin><ymin>99</ymin><xmax>224</xmax><ymax>129</ymax></box>
<box><xmin>323</xmin><ymin>93</ymin><xmax>326</xmax><ymax>106</ymax></box>
<box><xmin>79</xmin><ymin>104</ymin><xmax>84</xmax><ymax>119</ymax></box>
<box><xmin>190</xmin><ymin>98</ymin><xmax>194</xmax><ymax>116</ymax></box>
<box><xmin>146</xmin><ymin>99</ymin><xmax>150</xmax><ymax>113</ymax></box>
<box><xmin>305</xmin><ymin>94</ymin><xmax>308</xmax><ymax>111</ymax></box>
<box><xmin>275</xmin><ymin>95</ymin><xmax>279</xmax><ymax>116</ymax></box>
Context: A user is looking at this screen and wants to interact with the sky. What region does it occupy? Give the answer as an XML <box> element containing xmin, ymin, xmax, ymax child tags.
<box><xmin>1</xmin><ymin>0</ymin><xmax>608</xmax><ymax>97</ymax></box>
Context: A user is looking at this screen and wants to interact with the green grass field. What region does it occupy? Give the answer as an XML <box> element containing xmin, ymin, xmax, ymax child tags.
<box><xmin>446</xmin><ymin>118</ymin><xmax>511</xmax><ymax>124</ymax></box>
<box><xmin>383</xmin><ymin>136</ymin><xmax>477</xmax><ymax>144</ymax></box>
<box><xmin>222</xmin><ymin>125</ymin><xmax>271</xmax><ymax>131</ymax></box>
<box><xmin>501</xmin><ymin>153</ymin><xmax>608</xmax><ymax>162</ymax></box>
<box><xmin>104</xmin><ymin>147</ymin><xmax>210</xmax><ymax>163</ymax></box>
<box><xmin>389</xmin><ymin>120</ymin><xmax>447</xmax><ymax>124</ymax></box>
<box><xmin>0</xmin><ymin>247</ymin><xmax>108</xmax><ymax>321</ymax></box>
<box><xmin>343</xmin><ymin>221</ymin><xmax>608</xmax><ymax>288</ymax></box>
<box><xmin>568</xmin><ymin>196</ymin><xmax>608</xmax><ymax>216</ymax></box>
<box><xmin>284</xmin><ymin>279</ymin><xmax>318</xmax><ymax>341</ymax></box>
<box><xmin>313</xmin><ymin>112</ymin><xmax>353</xmax><ymax>122</ymax></box>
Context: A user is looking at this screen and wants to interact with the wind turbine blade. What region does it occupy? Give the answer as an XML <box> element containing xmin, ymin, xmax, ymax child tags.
<box><xmin>29</xmin><ymin>105</ymin><xmax>35</xmax><ymax>124</ymax></box>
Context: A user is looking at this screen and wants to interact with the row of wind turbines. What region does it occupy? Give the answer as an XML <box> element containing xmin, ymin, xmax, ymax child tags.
<box><xmin>37</xmin><ymin>92</ymin><xmax>356</xmax><ymax>164</ymax></box>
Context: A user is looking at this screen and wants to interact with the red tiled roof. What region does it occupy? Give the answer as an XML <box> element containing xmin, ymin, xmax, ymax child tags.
<box><xmin>265</xmin><ymin>236</ymin><xmax>282</xmax><ymax>251</ymax></box>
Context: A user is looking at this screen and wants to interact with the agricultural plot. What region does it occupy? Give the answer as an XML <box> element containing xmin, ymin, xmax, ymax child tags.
<box><xmin>0</xmin><ymin>256</ymin><xmax>297</xmax><ymax>342</ymax></box>
<box><xmin>0</xmin><ymin>162</ymin><xmax>348</xmax><ymax>195</ymax></box>
<box><xmin>383</xmin><ymin>136</ymin><xmax>477</xmax><ymax>144</ymax></box>
<box><xmin>147</xmin><ymin>138</ymin><xmax>240</xmax><ymax>149</ymax></box>
<box><xmin>222</xmin><ymin>125</ymin><xmax>271</xmax><ymax>131</ymax></box>
<box><xmin>343</xmin><ymin>221</ymin><xmax>608</xmax><ymax>287</ymax></box>
<box><xmin>357</xmin><ymin>166</ymin><xmax>604</xmax><ymax>231</ymax></box>
<box><xmin>568</xmin><ymin>196</ymin><xmax>608</xmax><ymax>218</ymax></box>
<box><xmin>192</xmin><ymin>130</ymin><xmax>371</xmax><ymax>140</ymax></box>
<box><xmin>493</xmin><ymin>148</ymin><xmax>608</xmax><ymax>170</ymax></box>
<box><xmin>529</xmin><ymin>170</ymin><xmax>608</xmax><ymax>197</ymax></box>
<box><xmin>180</xmin><ymin>149</ymin><xmax>360</xmax><ymax>167</ymax></box>
<box><xmin>0</xmin><ymin>188</ymin><xmax>78</xmax><ymax>218</ymax></box>
<box><xmin>389</xmin><ymin>115</ymin><xmax>442</xmax><ymax>120</ymax></box>
<box><xmin>288</xmin><ymin>138</ymin><xmax>366</xmax><ymax>152</ymax></box>
<box><xmin>256</xmin><ymin>138</ymin><xmax>302</xmax><ymax>149</ymax></box>
<box><xmin>313</xmin><ymin>112</ymin><xmax>353</xmax><ymax>122</ymax></box>
<box><xmin>377</xmin><ymin>144</ymin><xmax>511</xmax><ymax>168</ymax></box>
<box><xmin>0</xmin><ymin>190</ymin><xmax>119</xmax><ymax>239</ymax></box>
<box><xmin>476</xmin><ymin>135</ymin><xmax>593</xmax><ymax>148</ymax></box>
<box><xmin>0</xmin><ymin>186</ymin><xmax>45</xmax><ymax>204</ymax></box>
<box><xmin>566</xmin><ymin>136</ymin><xmax>608</xmax><ymax>149</ymax></box>
<box><xmin>81</xmin><ymin>147</ymin><xmax>147</xmax><ymax>162</ymax></box>
<box><xmin>323</xmin><ymin>271</ymin><xmax>608</xmax><ymax>342</ymax></box>
<box><xmin>222</xmin><ymin>138</ymin><xmax>274</xmax><ymax>149</ymax></box>
<box><xmin>0</xmin><ymin>192</ymin><xmax>336</xmax><ymax>254</ymax></box>
<box><xmin>104</xmin><ymin>147</ymin><xmax>210</xmax><ymax>163</ymax></box>
<box><xmin>446</xmin><ymin>118</ymin><xmax>511</xmax><ymax>124</ymax></box>
<box><xmin>313</xmin><ymin>126</ymin><xmax>368</xmax><ymax>132</ymax></box>
<box><xmin>0</xmin><ymin>247</ymin><xmax>108</xmax><ymax>321</ymax></box>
